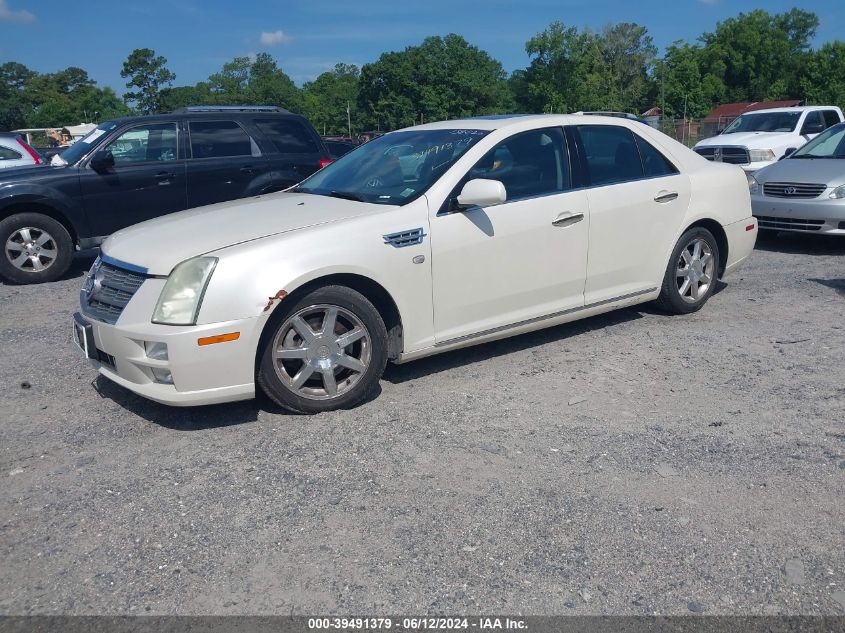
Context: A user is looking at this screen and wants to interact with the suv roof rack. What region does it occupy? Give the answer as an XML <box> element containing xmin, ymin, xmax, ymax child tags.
<box><xmin>170</xmin><ymin>105</ymin><xmax>290</xmax><ymax>114</ymax></box>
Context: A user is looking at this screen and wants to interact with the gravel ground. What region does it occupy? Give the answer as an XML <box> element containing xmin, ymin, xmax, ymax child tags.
<box><xmin>0</xmin><ymin>231</ymin><xmax>843</xmax><ymax>616</ymax></box>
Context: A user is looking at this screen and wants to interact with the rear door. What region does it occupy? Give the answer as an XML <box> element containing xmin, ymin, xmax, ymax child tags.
<box><xmin>571</xmin><ymin>124</ymin><xmax>691</xmax><ymax>304</ymax></box>
<box><xmin>185</xmin><ymin>119</ymin><xmax>270</xmax><ymax>208</ymax></box>
<box><xmin>252</xmin><ymin>117</ymin><xmax>326</xmax><ymax>188</ymax></box>
<box><xmin>79</xmin><ymin>121</ymin><xmax>187</xmax><ymax>235</ymax></box>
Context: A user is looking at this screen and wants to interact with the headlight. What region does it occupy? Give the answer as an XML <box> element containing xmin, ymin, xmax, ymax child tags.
<box><xmin>747</xmin><ymin>174</ymin><xmax>760</xmax><ymax>195</ymax></box>
<box><xmin>152</xmin><ymin>256</ymin><xmax>217</xmax><ymax>325</ymax></box>
<box><xmin>748</xmin><ymin>149</ymin><xmax>776</xmax><ymax>162</ymax></box>
<box><xmin>830</xmin><ymin>185</ymin><xmax>845</xmax><ymax>200</ymax></box>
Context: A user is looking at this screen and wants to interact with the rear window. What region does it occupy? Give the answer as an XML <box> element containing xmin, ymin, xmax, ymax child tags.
<box><xmin>189</xmin><ymin>120</ymin><xmax>256</xmax><ymax>159</ymax></box>
<box><xmin>0</xmin><ymin>145</ymin><xmax>23</xmax><ymax>160</ymax></box>
<box><xmin>634</xmin><ymin>136</ymin><xmax>678</xmax><ymax>177</ymax></box>
<box><xmin>254</xmin><ymin>118</ymin><xmax>319</xmax><ymax>154</ymax></box>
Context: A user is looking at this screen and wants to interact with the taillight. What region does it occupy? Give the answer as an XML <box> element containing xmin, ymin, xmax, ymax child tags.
<box><xmin>16</xmin><ymin>138</ymin><xmax>41</xmax><ymax>165</ymax></box>
<box><xmin>318</xmin><ymin>159</ymin><xmax>332</xmax><ymax>169</ymax></box>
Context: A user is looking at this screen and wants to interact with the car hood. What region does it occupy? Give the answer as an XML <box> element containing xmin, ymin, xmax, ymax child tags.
<box><xmin>695</xmin><ymin>131</ymin><xmax>795</xmax><ymax>149</ymax></box>
<box><xmin>755</xmin><ymin>158</ymin><xmax>845</xmax><ymax>186</ymax></box>
<box><xmin>0</xmin><ymin>163</ymin><xmax>61</xmax><ymax>182</ymax></box>
<box><xmin>102</xmin><ymin>192</ymin><xmax>387</xmax><ymax>275</ymax></box>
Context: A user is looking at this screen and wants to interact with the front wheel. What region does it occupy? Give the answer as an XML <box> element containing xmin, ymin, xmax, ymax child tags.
<box><xmin>257</xmin><ymin>286</ymin><xmax>388</xmax><ymax>413</ymax></box>
<box><xmin>0</xmin><ymin>213</ymin><xmax>74</xmax><ymax>284</ymax></box>
<box><xmin>655</xmin><ymin>227</ymin><xmax>720</xmax><ymax>314</ymax></box>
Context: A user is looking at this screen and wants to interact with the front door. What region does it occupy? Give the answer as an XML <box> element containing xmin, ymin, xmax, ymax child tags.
<box><xmin>430</xmin><ymin>127</ymin><xmax>589</xmax><ymax>344</ymax></box>
<box><xmin>79</xmin><ymin>121</ymin><xmax>186</xmax><ymax>236</ymax></box>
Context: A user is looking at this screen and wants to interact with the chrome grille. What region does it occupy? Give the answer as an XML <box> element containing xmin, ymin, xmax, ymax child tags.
<box><xmin>756</xmin><ymin>216</ymin><xmax>825</xmax><ymax>231</ymax></box>
<box><xmin>81</xmin><ymin>259</ymin><xmax>147</xmax><ymax>324</ymax></box>
<box><xmin>695</xmin><ymin>146</ymin><xmax>749</xmax><ymax>165</ymax></box>
<box><xmin>383</xmin><ymin>227</ymin><xmax>426</xmax><ymax>248</ymax></box>
<box><xmin>763</xmin><ymin>182</ymin><xmax>826</xmax><ymax>199</ymax></box>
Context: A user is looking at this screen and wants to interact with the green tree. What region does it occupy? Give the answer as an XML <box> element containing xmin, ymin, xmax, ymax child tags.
<box><xmin>801</xmin><ymin>42</ymin><xmax>845</xmax><ymax>108</ymax></box>
<box><xmin>120</xmin><ymin>48</ymin><xmax>176</xmax><ymax>114</ymax></box>
<box><xmin>206</xmin><ymin>54</ymin><xmax>301</xmax><ymax>111</ymax></box>
<box><xmin>0</xmin><ymin>62</ymin><xmax>36</xmax><ymax>130</ymax></box>
<box><xmin>303</xmin><ymin>63</ymin><xmax>361</xmax><ymax>135</ymax></box>
<box><xmin>358</xmin><ymin>34</ymin><xmax>513</xmax><ymax>131</ymax></box>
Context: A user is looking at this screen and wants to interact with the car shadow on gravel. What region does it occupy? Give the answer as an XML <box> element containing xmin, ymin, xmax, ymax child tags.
<box><xmin>754</xmin><ymin>231</ymin><xmax>845</xmax><ymax>255</ymax></box>
<box><xmin>809</xmin><ymin>278</ymin><xmax>845</xmax><ymax>296</ymax></box>
<box><xmin>384</xmin><ymin>307</ymin><xmax>645</xmax><ymax>384</ymax></box>
<box><xmin>93</xmin><ymin>375</ymin><xmax>261</xmax><ymax>430</ymax></box>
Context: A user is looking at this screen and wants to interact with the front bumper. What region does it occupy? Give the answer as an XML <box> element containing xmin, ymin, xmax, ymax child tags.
<box><xmin>751</xmin><ymin>194</ymin><xmax>845</xmax><ymax>235</ymax></box>
<box><xmin>74</xmin><ymin>310</ymin><xmax>261</xmax><ymax>406</ymax></box>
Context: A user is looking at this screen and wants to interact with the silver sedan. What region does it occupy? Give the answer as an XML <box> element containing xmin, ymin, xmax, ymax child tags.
<box><xmin>750</xmin><ymin>122</ymin><xmax>845</xmax><ymax>235</ymax></box>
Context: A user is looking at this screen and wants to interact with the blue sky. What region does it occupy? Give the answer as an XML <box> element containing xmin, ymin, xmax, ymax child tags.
<box><xmin>1</xmin><ymin>0</ymin><xmax>842</xmax><ymax>91</ymax></box>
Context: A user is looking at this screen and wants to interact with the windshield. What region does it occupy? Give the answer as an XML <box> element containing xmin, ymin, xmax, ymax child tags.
<box><xmin>57</xmin><ymin>121</ymin><xmax>119</xmax><ymax>165</ymax></box>
<box><xmin>722</xmin><ymin>112</ymin><xmax>801</xmax><ymax>134</ymax></box>
<box><xmin>295</xmin><ymin>128</ymin><xmax>489</xmax><ymax>205</ymax></box>
<box><xmin>791</xmin><ymin>123</ymin><xmax>845</xmax><ymax>159</ymax></box>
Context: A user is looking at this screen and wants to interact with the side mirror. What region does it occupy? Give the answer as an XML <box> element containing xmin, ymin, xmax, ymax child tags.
<box><xmin>780</xmin><ymin>147</ymin><xmax>797</xmax><ymax>160</ymax></box>
<box><xmin>90</xmin><ymin>150</ymin><xmax>115</xmax><ymax>172</ymax></box>
<box><xmin>456</xmin><ymin>179</ymin><xmax>507</xmax><ymax>209</ymax></box>
<box><xmin>801</xmin><ymin>123</ymin><xmax>825</xmax><ymax>136</ymax></box>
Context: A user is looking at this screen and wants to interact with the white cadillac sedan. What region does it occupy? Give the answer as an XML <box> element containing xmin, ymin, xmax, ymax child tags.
<box><xmin>73</xmin><ymin>115</ymin><xmax>757</xmax><ymax>413</ymax></box>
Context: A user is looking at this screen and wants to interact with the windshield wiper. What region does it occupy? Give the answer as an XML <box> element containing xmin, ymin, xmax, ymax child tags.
<box><xmin>328</xmin><ymin>190</ymin><xmax>367</xmax><ymax>202</ymax></box>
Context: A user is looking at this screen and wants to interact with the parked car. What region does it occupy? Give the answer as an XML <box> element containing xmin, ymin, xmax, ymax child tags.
<box><xmin>73</xmin><ymin>114</ymin><xmax>757</xmax><ymax>412</ymax></box>
<box><xmin>0</xmin><ymin>106</ymin><xmax>330</xmax><ymax>284</ymax></box>
<box><xmin>750</xmin><ymin>122</ymin><xmax>845</xmax><ymax>235</ymax></box>
<box><xmin>0</xmin><ymin>134</ymin><xmax>44</xmax><ymax>169</ymax></box>
<box><xmin>694</xmin><ymin>105</ymin><xmax>844</xmax><ymax>173</ymax></box>
<box><xmin>323</xmin><ymin>139</ymin><xmax>357</xmax><ymax>159</ymax></box>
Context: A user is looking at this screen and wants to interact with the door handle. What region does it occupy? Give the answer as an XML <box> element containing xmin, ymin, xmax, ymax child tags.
<box><xmin>654</xmin><ymin>191</ymin><xmax>678</xmax><ymax>203</ymax></box>
<box><xmin>240</xmin><ymin>166</ymin><xmax>255</xmax><ymax>174</ymax></box>
<box><xmin>552</xmin><ymin>212</ymin><xmax>584</xmax><ymax>227</ymax></box>
<box><xmin>155</xmin><ymin>171</ymin><xmax>174</xmax><ymax>185</ymax></box>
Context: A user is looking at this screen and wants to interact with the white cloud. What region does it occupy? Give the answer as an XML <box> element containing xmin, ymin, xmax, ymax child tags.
<box><xmin>697</xmin><ymin>0</ymin><xmax>719</xmax><ymax>5</ymax></box>
<box><xmin>260</xmin><ymin>30</ymin><xmax>292</xmax><ymax>46</ymax></box>
<box><xmin>0</xmin><ymin>0</ymin><xmax>35</xmax><ymax>22</ymax></box>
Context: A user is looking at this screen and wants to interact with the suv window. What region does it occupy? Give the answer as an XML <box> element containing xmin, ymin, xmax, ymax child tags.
<box><xmin>254</xmin><ymin>118</ymin><xmax>319</xmax><ymax>153</ymax></box>
<box><xmin>103</xmin><ymin>123</ymin><xmax>178</xmax><ymax>165</ymax></box>
<box><xmin>578</xmin><ymin>125</ymin><xmax>644</xmax><ymax>186</ymax></box>
<box><xmin>0</xmin><ymin>146</ymin><xmax>23</xmax><ymax>160</ymax></box>
<box><xmin>468</xmin><ymin>127</ymin><xmax>570</xmax><ymax>201</ymax></box>
<box><xmin>189</xmin><ymin>120</ymin><xmax>256</xmax><ymax>159</ymax></box>
<box><xmin>822</xmin><ymin>110</ymin><xmax>841</xmax><ymax>129</ymax></box>
<box><xmin>634</xmin><ymin>136</ymin><xmax>678</xmax><ymax>177</ymax></box>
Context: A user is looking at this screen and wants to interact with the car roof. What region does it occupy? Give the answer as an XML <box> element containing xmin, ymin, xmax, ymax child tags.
<box><xmin>101</xmin><ymin>110</ymin><xmax>311</xmax><ymax>127</ymax></box>
<box><xmin>741</xmin><ymin>106</ymin><xmax>836</xmax><ymax>115</ymax></box>
<box><xmin>394</xmin><ymin>113</ymin><xmax>636</xmax><ymax>132</ymax></box>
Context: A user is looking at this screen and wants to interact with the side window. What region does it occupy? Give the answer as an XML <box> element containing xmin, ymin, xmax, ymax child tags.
<box><xmin>801</xmin><ymin>111</ymin><xmax>825</xmax><ymax>135</ymax></box>
<box><xmin>634</xmin><ymin>136</ymin><xmax>678</xmax><ymax>178</ymax></box>
<box><xmin>0</xmin><ymin>146</ymin><xmax>23</xmax><ymax>161</ymax></box>
<box><xmin>254</xmin><ymin>118</ymin><xmax>319</xmax><ymax>153</ymax></box>
<box><xmin>822</xmin><ymin>110</ymin><xmax>841</xmax><ymax>129</ymax></box>
<box><xmin>189</xmin><ymin>120</ymin><xmax>257</xmax><ymax>159</ymax></box>
<box><xmin>468</xmin><ymin>127</ymin><xmax>570</xmax><ymax>201</ymax></box>
<box><xmin>103</xmin><ymin>123</ymin><xmax>178</xmax><ymax>165</ymax></box>
<box><xmin>578</xmin><ymin>125</ymin><xmax>644</xmax><ymax>186</ymax></box>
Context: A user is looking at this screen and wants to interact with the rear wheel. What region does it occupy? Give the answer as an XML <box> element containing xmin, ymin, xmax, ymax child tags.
<box><xmin>257</xmin><ymin>286</ymin><xmax>388</xmax><ymax>413</ymax></box>
<box><xmin>0</xmin><ymin>213</ymin><xmax>73</xmax><ymax>284</ymax></box>
<box><xmin>655</xmin><ymin>227</ymin><xmax>720</xmax><ymax>314</ymax></box>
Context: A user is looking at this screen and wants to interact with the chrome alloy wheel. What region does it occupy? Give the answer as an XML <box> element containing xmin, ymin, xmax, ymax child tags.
<box><xmin>676</xmin><ymin>238</ymin><xmax>715</xmax><ymax>304</ymax></box>
<box><xmin>272</xmin><ymin>304</ymin><xmax>372</xmax><ymax>400</ymax></box>
<box><xmin>5</xmin><ymin>227</ymin><xmax>58</xmax><ymax>273</ymax></box>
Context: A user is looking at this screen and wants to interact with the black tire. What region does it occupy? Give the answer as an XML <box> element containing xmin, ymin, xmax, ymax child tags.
<box><xmin>655</xmin><ymin>226</ymin><xmax>720</xmax><ymax>315</ymax></box>
<box><xmin>0</xmin><ymin>213</ymin><xmax>74</xmax><ymax>284</ymax></box>
<box><xmin>257</xmin><ymin>285</ymin><xmax>388</xmax><ymax>414</ymax></box>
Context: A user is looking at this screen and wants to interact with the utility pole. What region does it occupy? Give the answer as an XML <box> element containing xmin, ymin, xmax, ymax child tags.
<box><xmin>346</xmin><ymin>102</ymin><xmax>352</xmax><ymax>140</ymax></box>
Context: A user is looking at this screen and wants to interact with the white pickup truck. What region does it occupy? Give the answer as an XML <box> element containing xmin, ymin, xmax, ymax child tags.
<box><xmin>693</xmin><ymin>105</ymin><xmax>844</xmax><ymax>173</ymax></box>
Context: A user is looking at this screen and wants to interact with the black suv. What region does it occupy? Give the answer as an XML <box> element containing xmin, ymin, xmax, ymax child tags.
<box><xmin>0</xmin><ymin>106</ymin><xmax>330</xmax><ymax>284</ymax></box>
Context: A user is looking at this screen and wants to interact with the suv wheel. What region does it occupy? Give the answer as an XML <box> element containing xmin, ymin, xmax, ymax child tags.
<box><xmin>655</xmin><ymin>227</ymin><xmax>720</xmax><ymax>314</ymax></box>
<box><xmin>257</xmin><ymin>286</ymin><xmax>388</xmax><ymax>413</ymax></box>
<box><xmin>0</xmin><ymin>213</ymin><xmax>74</xmax><ymax>284</ymax></box>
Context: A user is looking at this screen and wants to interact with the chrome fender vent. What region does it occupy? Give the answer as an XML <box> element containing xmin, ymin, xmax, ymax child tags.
<box><xmin>383</xmin><ymin>227</ymin><xmax>426</xmax><ymax>248</ymax></box>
